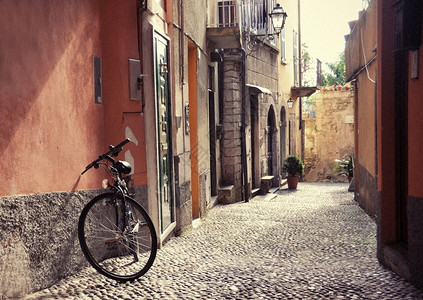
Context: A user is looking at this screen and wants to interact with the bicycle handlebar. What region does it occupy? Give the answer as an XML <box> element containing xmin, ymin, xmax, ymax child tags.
<box><xmin>81</xmin><ymin>138</ymin><xmax>131</xmax><ymax>175</ymax></box>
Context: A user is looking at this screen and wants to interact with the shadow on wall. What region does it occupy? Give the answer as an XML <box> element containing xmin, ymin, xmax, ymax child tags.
<box><xmin>0</xmin><ymin>0</ymin><xmax>103</xmax><ymax>196</ymax></box>
<box><xmin>304</xmin><ymin>153</ymin><xmax>353</xmax><ymax>183</ymax></box>
<box><xmin>0</xmin><ymin>1</ymin><xmax>97</xmax><ymax>149</ymax></box>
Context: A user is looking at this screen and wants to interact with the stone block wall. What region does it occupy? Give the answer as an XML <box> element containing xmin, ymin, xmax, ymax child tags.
<box><xmin>220</xmin><ymin>51</ymin><xmax>243</xmax><ymax>202</ymax></box>
<box><xmin>0</xmin><ymin>186</ymin><xmax>149</xmax><ymax>297</ymax></box>
<box><xmin>0</xmin><ymin>191</ymin><xmax>93</xmax><ymax>297</ymax></box>
<box><xmin>304</xmin><ymin>90</ymin><xmax>354</xmax><ymax>182</ymax></box>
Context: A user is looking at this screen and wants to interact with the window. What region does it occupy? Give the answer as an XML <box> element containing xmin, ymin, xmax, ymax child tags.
<box><xmin>218</xmin><ymin>1</ymin><xmax>237</xmax><ymax>27</ymax></box>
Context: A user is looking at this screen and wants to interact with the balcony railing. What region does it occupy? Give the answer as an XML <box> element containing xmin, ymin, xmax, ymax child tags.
<box><xmin>241</xmin><ymin>0</ymin><xmax>269</xmax><ymax>34</ymax></box>
<box><xmin>210</xmin><ymin>0</ymin><xmax>274</xmax><ymax>36</ymax></box>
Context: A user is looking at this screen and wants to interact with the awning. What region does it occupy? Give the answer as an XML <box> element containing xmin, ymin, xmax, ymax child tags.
<box><xmin>246</xmin><ymin>84</ymin><xmax>272</xmax><ymax>95</ymax></box>
<box><xmin>290</xmin><ymin>86</ymin><xmax>319</xmax><ymax>98</ymax></box>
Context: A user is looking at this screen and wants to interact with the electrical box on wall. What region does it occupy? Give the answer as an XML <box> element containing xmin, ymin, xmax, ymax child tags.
<box><xmin>129</xmin><ymin>59</ymin><xmax>142</xmax><ymax>101</ymax></box>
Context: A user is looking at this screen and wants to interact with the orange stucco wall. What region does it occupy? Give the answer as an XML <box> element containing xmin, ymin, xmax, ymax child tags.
<box><xmin>346</xmin><ymin>5</ymin><xmax>377</xmax><ymax>178</ymax></box>
<box><xmin>356</xmin><ymin>5</ymin><xmax>377</xmax><ymax>177</ymax></box>
<box><xmin>0</xmin><ymin>0</ymin><xmax>147</xmax><ymax>197</ymax></box>
<box><xmin>188</xmin><ymin>42</ymin><xmax>199</xmax><ymax>218</ymax></box>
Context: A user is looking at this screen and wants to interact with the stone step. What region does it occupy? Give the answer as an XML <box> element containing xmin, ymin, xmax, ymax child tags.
<box><xmin>251</xmin><ymin>188</ymin><xmax>261</xmax><ymax>197</ymax></box>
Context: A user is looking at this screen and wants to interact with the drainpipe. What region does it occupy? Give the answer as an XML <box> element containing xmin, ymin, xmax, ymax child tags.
<box><xmin>218</xmin><ymin>49</ymin><xmax>224</xmax><ymax>126</ymax></box>
<box><xmin>298</xmin><ymin>0</ymin><xmax>303</xmax><ymax>131</ymax></box>
<box><xmin>179</xmin><ymin>0</ymin><xmax>185</xmax><ymax>85</ymax></box>
<box><xmin>137</xmin><ymin>0</ymin><xmax>145</xmax><ymax>110</ymax></box>
<box><xmin>240</xmin><ymin>48</ymin><xmax>249</xmax><ymax>202</ymax></box>
<box><xmin>298</xmin><ymin>0</ymin><xmax>305</xmax><ymax>182</ymax></box>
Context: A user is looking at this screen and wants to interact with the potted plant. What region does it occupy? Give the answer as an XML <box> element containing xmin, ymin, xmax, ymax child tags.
<box><xmin>334</xmin><ymin>154</ymin><xmax>354</xmax><ymax>182</ymax></box>
<box><xmin>282</xmin><ymin>155</ymin><xmax>304</xmax><ymax>189</ymax></box>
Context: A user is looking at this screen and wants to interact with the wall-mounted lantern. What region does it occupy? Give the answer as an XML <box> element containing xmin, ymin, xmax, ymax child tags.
<box><xmin>287</xmin><ymin>98</ymin><xmax>294</xmax><ymax>109</ymax></box>
<box><xmin>268</xmin><ymin>3</ymin><xmax>288</xmax><ymax>35</ymax></box>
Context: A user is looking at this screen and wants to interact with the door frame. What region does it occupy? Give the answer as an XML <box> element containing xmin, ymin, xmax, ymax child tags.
<box><xmin>153</xmin><ymin>30</ymin><xmax>176</xmax><ymax>238</ymax></box>
<box><xmin>280</xmin><ymin>106</ymin><xmax>287</xmax><ymax>178</ymax></box>
<box><xmin>250</xmin><ymin>95</ymin><xmax>260</xmax><ymax>188</ymax></box>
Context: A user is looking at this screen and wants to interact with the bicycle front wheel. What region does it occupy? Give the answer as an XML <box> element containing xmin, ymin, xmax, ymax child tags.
<box><xmin>78</xmin><ymin>192</ymin><xmax>157</xmax><ymax>282</ymax></box>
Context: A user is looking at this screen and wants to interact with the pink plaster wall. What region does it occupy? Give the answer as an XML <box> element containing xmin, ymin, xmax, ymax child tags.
<box><xmin>0</xmin><ymin>0</ymin><xmax>147</xmax><ymax>196</ymax></box>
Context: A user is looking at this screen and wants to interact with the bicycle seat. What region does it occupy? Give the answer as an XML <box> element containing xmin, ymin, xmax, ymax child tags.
<box><xmin>116</xmin><ymin>160</ymin><xmax>132</xmax><ymax>174</ymax></box>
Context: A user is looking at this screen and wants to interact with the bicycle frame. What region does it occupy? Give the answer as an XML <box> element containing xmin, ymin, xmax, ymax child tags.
<box><xmin>79</xmin><ymin>138</ymin><xmax>157</xmax><ymax>281</ymax></box>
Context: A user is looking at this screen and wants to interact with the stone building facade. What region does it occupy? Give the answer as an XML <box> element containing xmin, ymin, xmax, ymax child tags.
<box><xmin>207</xmin><ymin>0</ymin><xmax>308</xmax><ymax>203</ymax></box>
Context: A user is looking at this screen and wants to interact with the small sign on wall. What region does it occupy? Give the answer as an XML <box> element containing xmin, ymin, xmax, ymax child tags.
<box><xmin>129</xmin><ymin>59</ymin><xmax>142</xmax><ymax>100</ymax></box>
<box><xmin>345</xmin><ymin>115</ymin><xmax>354</xmax><ymax>124</ymax></box>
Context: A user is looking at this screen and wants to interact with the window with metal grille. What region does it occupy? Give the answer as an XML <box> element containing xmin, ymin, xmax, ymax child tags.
<box><xmin>218</xmin><ymin>1</ymin><xmax>237</xmax><ymax>27</ymax></box>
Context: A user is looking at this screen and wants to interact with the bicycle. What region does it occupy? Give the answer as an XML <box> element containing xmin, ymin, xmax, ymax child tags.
<box><xmin>78</xmin><ymin>138</ymin><xmax>157</xmax><ymax>282</ymax></box>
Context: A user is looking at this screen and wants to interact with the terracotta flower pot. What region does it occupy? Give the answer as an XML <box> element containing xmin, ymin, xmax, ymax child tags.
<box><xmin>287</xmin><ymin>176</ymin><xmax>300</xmax><ymax>189</ymax></box>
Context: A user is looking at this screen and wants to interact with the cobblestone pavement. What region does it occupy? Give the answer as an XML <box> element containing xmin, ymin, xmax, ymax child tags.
<box><xmin>25</xmin><ymin>183</ymin><xmax>423</xmax><ymax>299</ymax></box>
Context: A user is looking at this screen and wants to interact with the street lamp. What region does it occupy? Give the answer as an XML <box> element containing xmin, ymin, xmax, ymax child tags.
<box><xmin>287</xmin><ymin>98</ymin><xmax>294</xmax><ymax>109</ymax></box>
<box><xmin>269</xmin><ymin>3</ymin><xmax>288</xmax><ymax>34</ymax></box>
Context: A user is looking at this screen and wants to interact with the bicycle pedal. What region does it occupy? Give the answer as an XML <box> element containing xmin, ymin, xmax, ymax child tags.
<box><xmin>131</xmin><ymin>223</ymin><xmax>140</xmax><ymax>234</ymax></box>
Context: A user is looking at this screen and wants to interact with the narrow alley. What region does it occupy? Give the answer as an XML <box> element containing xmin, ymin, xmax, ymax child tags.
<box><xmin>25</xmin><ymin>183</ymin><xmax>423</xmax><ymax>299</ymax></box>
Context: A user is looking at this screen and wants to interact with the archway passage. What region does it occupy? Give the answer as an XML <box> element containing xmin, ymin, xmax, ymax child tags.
<box><xmin>267</xmin><ymin>105</ymin><xmax>277</xmax><ymax>181</ymax></box>
<box><xmin>250</xmin><ymin>95</ymin><xmax>259</xmax><ymax>189</ymax></box>
<box><xmin>280</xmin><ymin>106</ymin><xmax>287</xmax><ymax>179</ymax></box>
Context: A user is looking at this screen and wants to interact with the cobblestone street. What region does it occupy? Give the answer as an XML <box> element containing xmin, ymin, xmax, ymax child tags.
<box><xmin>25</xmin><ymin>183</ymin><xmax>423</xmax><ymax>299</ymax></box>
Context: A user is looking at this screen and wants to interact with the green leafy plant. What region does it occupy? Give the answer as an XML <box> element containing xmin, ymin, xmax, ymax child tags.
<box><xmin>321</xmin><ymin>52</ymin><xmax>346</xmax><ymax>87</ymax></box>
<box><xmin>334</xmin><ymin>154</ymin><xmax>353</xmax><ymax>178</ymax></box>
<box><xmin>282</xmin><ymin>155</ymin><xmax>304</xmax><ymax>177</ymax></box>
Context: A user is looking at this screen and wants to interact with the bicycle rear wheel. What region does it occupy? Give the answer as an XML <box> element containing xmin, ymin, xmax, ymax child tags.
<box><xmin>78</xmin><ymin>192</ymin><xmax>157</xmax><ymax>282</ymax></box>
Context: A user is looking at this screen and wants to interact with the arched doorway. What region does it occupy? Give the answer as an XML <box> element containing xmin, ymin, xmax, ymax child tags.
<box><xmin>280</xmin><ymin>106</ymin><xmax>287</xmax><ymax>179</ymax></box>
<box><xmin>267</xmin><ymin>106</ymin><xmax>277</xmax><ymax>180</ymax></box>
<box><xmin>250</xmin><ymin>95</ymin><xmax>260</xmax><ymax>189</ymax></box>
